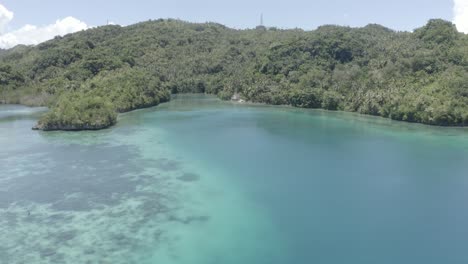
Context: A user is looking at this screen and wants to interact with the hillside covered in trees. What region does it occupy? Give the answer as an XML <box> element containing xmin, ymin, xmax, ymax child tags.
<box><xmin>0</xmin><ymin>18</ymin><xmax>467</xmax><ymax>130</ymax></box>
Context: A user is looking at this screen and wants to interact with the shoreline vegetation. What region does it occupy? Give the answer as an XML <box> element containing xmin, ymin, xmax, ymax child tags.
<box><xmin>0</xmin><ymin>18</ymin><xmax>466</xmax><ymax>130</ymax></box>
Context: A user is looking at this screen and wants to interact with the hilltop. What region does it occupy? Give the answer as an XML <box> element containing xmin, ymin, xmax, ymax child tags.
<box><xmin>0</xmin><ymin>18</ymin><xmax>466</xmax><ymax>130</ymax></box>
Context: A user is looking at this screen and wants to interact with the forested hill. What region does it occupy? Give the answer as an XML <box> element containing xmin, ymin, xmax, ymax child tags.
<box><xmin>0</xmin><ymin>18</ymin><xmax>467</xmax><ymax>130</ymax></box>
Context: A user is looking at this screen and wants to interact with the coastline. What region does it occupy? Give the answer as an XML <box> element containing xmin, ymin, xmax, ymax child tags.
<box><xmin>2</xmin><ymin>94</ymin><xmax>467</xmax><ymax>131</ymax></box>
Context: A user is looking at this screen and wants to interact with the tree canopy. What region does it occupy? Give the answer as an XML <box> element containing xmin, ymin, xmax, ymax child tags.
<box><xmin>0</xmin><ymin>18</ymin><xmax>467</xmax><ymax>129</ymax></box>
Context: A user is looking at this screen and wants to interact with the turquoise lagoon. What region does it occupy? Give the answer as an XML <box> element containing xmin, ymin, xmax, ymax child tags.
<box><xmin>1</xmin><ymin>95</ymin><xmax>468</xmax><ymax>264</ymax></box>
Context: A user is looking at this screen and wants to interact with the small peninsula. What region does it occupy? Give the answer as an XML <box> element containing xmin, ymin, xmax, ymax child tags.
<box><xmin>0</xmin><ymin>18</ymin><xmax>466</xmax><ymax>130</ymax></box>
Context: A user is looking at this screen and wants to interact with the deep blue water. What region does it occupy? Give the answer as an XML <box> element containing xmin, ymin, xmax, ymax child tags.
<box><xmin>1</xmin><ymin>95</ymin><xmax>468</xmax><ymax>263</ymax></box>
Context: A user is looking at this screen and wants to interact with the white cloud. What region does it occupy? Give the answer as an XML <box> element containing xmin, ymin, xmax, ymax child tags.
<box><xmin>0</xmin><ymin>4</ymin><xmax>14</xmax><ymax>33</ymax></box>
<box><xmin>0</xmin><ymin>4</ymin><xmax>88</xmax><ymax>49</ymax></box>
<box><xmin>453</xmin><ymin>0</ymin><xmax>468</xmax><ymax>33</ymax></box>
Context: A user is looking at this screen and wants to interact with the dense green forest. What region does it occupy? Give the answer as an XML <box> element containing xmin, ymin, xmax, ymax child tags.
<box><xmin>0</xmin><ymin>18</ymin><xmax>467</xmax><ymax>130</ymax></box>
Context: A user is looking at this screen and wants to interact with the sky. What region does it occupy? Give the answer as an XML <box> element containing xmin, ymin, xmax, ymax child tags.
<box><xmin>0</xmin><ymin>0</ymin><xmax>466</xmax><ymax>49</ymax></box>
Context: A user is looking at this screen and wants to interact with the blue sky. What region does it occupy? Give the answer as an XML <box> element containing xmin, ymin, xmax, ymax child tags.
<box><xmin>1</xmin><ymin>0</ymin><xmax>454</xmax><ymax>30</ymax></box>
<box><xmin>0</xmin><ymin>0</ymin><xmax>466</xmax><ymax>48</ymax></box>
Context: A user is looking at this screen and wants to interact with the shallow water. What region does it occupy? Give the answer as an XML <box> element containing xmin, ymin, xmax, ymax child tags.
<box><xmin>1</xmin><ymin>95</ymin><xmax>468</xmax><ymax>264</ymax></box>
